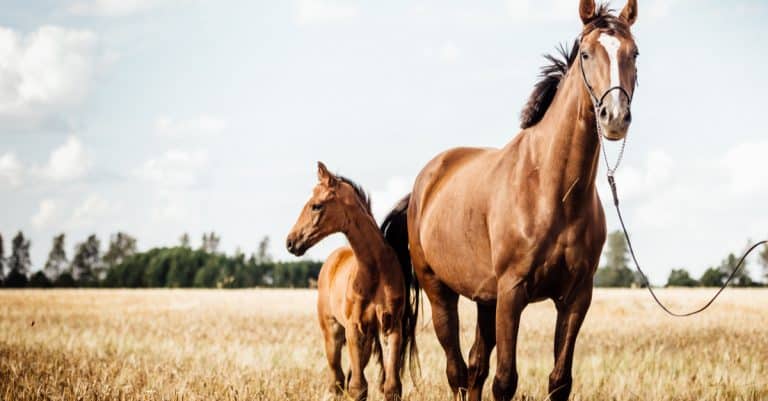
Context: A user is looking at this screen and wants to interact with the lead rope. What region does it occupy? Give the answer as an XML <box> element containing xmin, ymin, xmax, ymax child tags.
<box><xmin>580</xmin><ymin>47</ymin><xmax>768</xmax><ymax>316</ymax></box>
<box><xmin>599</xmin><ymin>120</ymin><xmax>767</xmax><ymax>317</ymax></box>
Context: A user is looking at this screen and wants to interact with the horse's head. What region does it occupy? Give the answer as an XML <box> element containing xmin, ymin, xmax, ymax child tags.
<box><xmin>286</xmin><ymin>162</ymin><xmax>365</xmax><ymax>256</ymax></box>
<box><xmin>578</xmin><ymin>0</ymin><xmax>639</xmax><ymax>141</ymax></box>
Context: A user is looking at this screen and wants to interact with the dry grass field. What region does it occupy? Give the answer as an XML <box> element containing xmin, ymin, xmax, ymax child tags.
<box><xmin>1</xmin><ymin>289</ymin><xmax>766</xmax><ymax>401</ymax></box>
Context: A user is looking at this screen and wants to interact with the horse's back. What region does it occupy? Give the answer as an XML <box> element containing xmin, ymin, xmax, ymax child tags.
<box><xmin>318</xmin><ymin>246</ymin><xmax>356</xmax><ymax>325</ymax></box>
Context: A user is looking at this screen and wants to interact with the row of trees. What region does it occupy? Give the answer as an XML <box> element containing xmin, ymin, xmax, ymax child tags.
<box><xmin>595</xmin><ymin>231</ymin><xmax>768</xmax><ymax>288</ymax></box>
<box><xmin>0</xmin><ymin>232</ymin><xmax>321</xmax><ymax>289</ymax></box>
<box><xmin>1</xmin><ymin>229</ymin><xmax>766</xmax><ymax>289</ymax></box>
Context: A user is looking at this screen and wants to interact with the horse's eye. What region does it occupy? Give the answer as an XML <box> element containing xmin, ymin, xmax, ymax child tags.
<box><xmin>581</xmin><ymin>52</ymin><xmax>589</xmax><ymax>60</ymax></box>
<box><xmin>311</xmin><ymin>203</ymin><xmax>323</xmax><ymax>212</ymax></box>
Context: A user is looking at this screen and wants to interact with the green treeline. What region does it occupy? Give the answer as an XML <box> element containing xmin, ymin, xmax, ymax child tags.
<box><xmin>104</xmin><ymin>247</ymin><xmax>321</xmax><ymax>288</ymax></box>
<box><xmin>0</xmin><ymin>231</ymin><xmax>322</xmax><ymax>289</ymax></box>
<box><xmin>1</xmin><ymin>229</ymin><xmax>767</xmax><ymax>289</ymax></box>
<box><xmin>595</xmin><ymin>231</ymin><xmax>767</xmax><ymax>288</ymax></box>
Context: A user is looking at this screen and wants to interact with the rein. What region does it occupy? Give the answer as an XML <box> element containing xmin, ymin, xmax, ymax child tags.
<box><xmin>579</xmin><ymin>56</ymin><xmax>767</xmax><ymax>317</ymax></box>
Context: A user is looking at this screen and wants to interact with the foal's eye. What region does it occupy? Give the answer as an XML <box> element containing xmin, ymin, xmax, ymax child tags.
<box><xmin>581</xmin><ymin>52</ymin><xmax>589</xmax><ymax>60</ymax></box>
<box><xmin>311</xmin><ymin>203</ymin><xmax>323</xmax><ymax>212</ymax></box>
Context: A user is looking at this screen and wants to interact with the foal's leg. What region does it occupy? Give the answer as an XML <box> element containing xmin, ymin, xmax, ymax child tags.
<box><xmin>346</xmin><ymin>323</ymin><xmax>374</xmax><ymax>401</ymax></box>
<box><xmin>320</xmin><ymin>317</ymin><xmax>346</xmax><ymax>397</ymax></box>
<box><xmin>381</xmin><ymin>325</ymin><xmax>403</xmax><ymax>401</ymax></box>
<box><xmin>492</xmin><ymin>276</ymin><xmax>527</xmax><ymax>401</ymax></box>
<box><xmin>548</xmin><ymin>286</ymin><xmax>592</xmax><ymax>401</ymax></box>
<box><xmin>467</xmin><ymin>303</ymin><xmax>496</xmax><ymax>401</ymax></box>
<box><xmin>422</xmin><ymin>273</ymin><xmax>467</xmax><ymax>399</ymax></box>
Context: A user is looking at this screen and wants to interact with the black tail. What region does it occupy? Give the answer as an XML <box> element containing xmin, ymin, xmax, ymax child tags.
<box><xmin>380</xmin><ymin>194</ymin><xmax>420</xmax><ymax>382</ymax></box>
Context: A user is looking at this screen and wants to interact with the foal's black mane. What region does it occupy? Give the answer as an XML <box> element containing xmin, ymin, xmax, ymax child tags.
<box><xmin>337</xmin><ymin>175</ymin><xmax>373</xmax><ymax>215</ymax></box>
<box><xmin>520</xmin><ymin>4</ymin><xmax>631</xmax><ymax>129</ymax></box>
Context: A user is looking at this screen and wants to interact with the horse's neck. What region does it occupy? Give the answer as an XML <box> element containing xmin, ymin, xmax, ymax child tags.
<box><xmin>531</xmin><ymin>67</ymin><xmax>601</xmax><ymax>198</ymax></box>
<box><xmin>344</xmin><ymin>210</ymin><xmax>389</xmax><ymax>283</ymax></box>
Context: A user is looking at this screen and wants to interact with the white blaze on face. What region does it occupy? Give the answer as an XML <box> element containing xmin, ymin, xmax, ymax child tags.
<box><xmin>597</xmin><ymin>33</ymin><xmax>622</xmax><ymax>108</ymax></box>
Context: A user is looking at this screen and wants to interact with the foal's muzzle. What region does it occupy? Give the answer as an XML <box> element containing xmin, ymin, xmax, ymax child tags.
<box><xmin>285</xmin><ymin>234</ymin><xmax>307</xmax><ymax>256</ymax></box>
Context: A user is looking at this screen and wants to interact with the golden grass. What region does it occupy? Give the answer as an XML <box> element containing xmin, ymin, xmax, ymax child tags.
<box><xmin>1</xmin><ymin>288</ymin><xmax>766</xmax><ymax>400</ymax></box>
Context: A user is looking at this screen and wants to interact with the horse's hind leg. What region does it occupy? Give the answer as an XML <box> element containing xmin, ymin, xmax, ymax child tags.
<box><xmin>548</xmin><ymin>285</ymin><xmax>592</xmax><ymax>401</ymax></box>
<box><xmin>467</xmin><ymin>302</ymin><xmax>496</xmax><ymax>401</ymax></box>
<box><xmin>321</xmin><ymin>316</ymin><xmax>345</xmax><ymax>397</ymax></box>
<box><xmin>422</xmin><ymin>270</ymin><xmax>467</xmax><ymax>400</ymax></box>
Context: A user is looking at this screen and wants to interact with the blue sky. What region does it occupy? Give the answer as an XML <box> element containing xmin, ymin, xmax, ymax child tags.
<box><xmin>1</xmin><ymin>0</ymin><xmax>767</xmax><ymax>284</ymax></box>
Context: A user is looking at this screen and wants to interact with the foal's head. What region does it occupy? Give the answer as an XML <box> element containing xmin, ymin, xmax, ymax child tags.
<box><xmin>578</xmin><ymin>0</ymin><xmax>639</xmax><ymax>140</ymax></box>
<box><xmin>286</xmin><ymin>162</ymin><xmax>372</xmax><ymax>256</ymax></box>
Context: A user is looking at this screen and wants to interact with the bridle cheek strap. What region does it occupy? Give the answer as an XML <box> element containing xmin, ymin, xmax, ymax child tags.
<box><xmin>579</xmin><ymin>55</ymin><xmax>634</xmax><ymax>108</ymax></box>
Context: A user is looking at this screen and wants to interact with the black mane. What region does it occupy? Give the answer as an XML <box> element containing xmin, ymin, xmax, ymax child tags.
<box><xmin>519</xmin><ymin>4</ymin><xmax>630</xmax><ymax>129</ymax></box>
<box><xmin>519</xmin><ymin>41</ymin><xmax>579</xmax><ymax>129</ymax></box>
<box><xmin>337</xmin><ymin>175</ymin><xmax>372</xmax><ymax>215</ymax></box>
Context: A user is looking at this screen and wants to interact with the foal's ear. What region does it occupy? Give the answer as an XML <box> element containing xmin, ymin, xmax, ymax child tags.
<box><xmin>317</xmin><ymin>161</ymin><xmax>338</xmax><ymax>187</ymax></box>
<box><xmin>579</xmin><ymin>0</ymin><xmax>596</xmax><ymax>24</ymax></box>
<box><xmin>620</xmin><ymin>0</ymin><xmax>638</xmax><ymax>26</ymax></box>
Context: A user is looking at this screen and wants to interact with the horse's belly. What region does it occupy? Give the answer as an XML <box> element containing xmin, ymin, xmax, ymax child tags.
<box><xmin>419</xmin><ymin>192</ymin><xmax>497</xmax><ymax>303</ymax></box>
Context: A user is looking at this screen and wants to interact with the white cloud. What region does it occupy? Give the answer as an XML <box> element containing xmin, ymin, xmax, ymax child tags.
<box><xmin>135</xmin><ymin>148</ymin><xmax>209</xmax><ymax>188</ymax></box>
<box><xmin>36</xmin><ymin>136</ymin><xmax>90</xmax><ymax>182</ymax></box>
<box><xmin>506</xmin><ymin>0</ymin><xmax>574</xmax><ymax>21</ymax></box>
<box><xmin>438</xmin><ymin>42</ymin><xmax>462</xmax><ymax>64</ymax></box>
<box><xmin>720</xmin><ymin>140</ymin><xmax>768</xmax><ymax>195</ymax></box>
<box><xmin>371</xmin><ymin>176</ymin><xmax>413</xmax><ymax>223</ymax></box>
<box><xmin>155</xmin><ymin>115</ymin><xmax>227</xmax><ymax>139</ymax></box>
<box><xmin>297</xmin><ymin>0</ymin><xmax>359</xmax><ymax>24</ymax></box>
<box><xmin>506</xmin><ymin>0</ymin><xmax>531</xmax><ymax>19</ymax></box>
<box><xmin>32</xmin><ymin>199</ymin><xmax>58</xmax><ymax>228</ymax></box>
<box><xmin>0</xmin><ymin>25</ymin><xmax>98</xmax><ymax>128</ymax></box>
<box><xmin>68</xmin><ymin>0</ymin><xmax>189</xmax><ymax>17</ymax></box>
<box><xmin>71</xmin><ymin>194</ymin><xmax>121</xmax><ymax>224</ymax></box>
<box><xmin>594</xmin><ymin>138</ymin><xmax>768</xmax><ymax>283</ymax></box>
<box><xmin>647</xmin><ymin>0</ymin><xmax>671</xmax><ymax>19</ymax></box>
<box><xmin>611</xmin><ymin>149</ymin><xmax>675</xmax><ymax>201</ymax></box>
<box><xmin>0</xmin><ymin>152</ymin><xmax>23</xmax><ymax>188</ymax></box>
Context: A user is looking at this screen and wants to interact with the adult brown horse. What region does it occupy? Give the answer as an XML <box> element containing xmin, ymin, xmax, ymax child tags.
<box><xmin>286</xmin><ymin>162</ymin><xmax>419</xmax><ymax>401</ymax></box>
<box><xmin>383</xmin><ymin>1</ymin><xmax>639</xmax><ymax>400</ymax></box>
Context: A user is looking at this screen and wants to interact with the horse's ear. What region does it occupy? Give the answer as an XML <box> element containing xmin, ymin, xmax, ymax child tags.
<box><xmin>620</xmin><ymin>0</ymin><xmax>638</xmax><ymax>26</ymax></box>
<box><xmin>317</xmin><ymin>161</ymin><xmax>338</xmax><ymax>187</ymax></box>
<box><xmin>579</xmin><ymin>0</ymin><xmax>596</xmax><ymax>24</ymax></box>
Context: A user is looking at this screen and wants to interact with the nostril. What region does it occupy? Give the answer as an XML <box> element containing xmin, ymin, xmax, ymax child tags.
<box><xmin>624</xmin><ymin>110</ymin><xmax>632</xmax><ymax>123</ymax></box>
<box><xmin>286</xmin><ymin>239</ymin><xmax>294</xmax><ymax>250</ymax></box>
<box><xmin>599</xmin><ymin>107</ymin><xmax>608</xmax><ymax>120</ymax></box>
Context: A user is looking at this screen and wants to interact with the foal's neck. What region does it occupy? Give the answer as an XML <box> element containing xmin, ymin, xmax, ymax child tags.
<box><xmin>344</xmin><ymin>207</ymin><xmax>390</xmax><ymax>275</ymax></box>
<box><xmin>532</xmin><ymin>66</ymin><xmax>601</xmax><ymax>200</ymax></box>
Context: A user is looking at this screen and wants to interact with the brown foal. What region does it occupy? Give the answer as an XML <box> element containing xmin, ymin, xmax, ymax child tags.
<box><xmin>383</xmin><ymin>1</ymin><xmax>640</xmax><ymax>400</ymax></box>
<box><xmin>286</xmin><ymin>162</ymin><xmax>418</xmax><ymax>401</ymax></box>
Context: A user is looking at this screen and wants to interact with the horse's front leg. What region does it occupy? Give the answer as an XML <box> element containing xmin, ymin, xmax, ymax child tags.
<box><xmin>492</xmin><ymin>275</ymin><xmax>527</xmax><ymax>401</ymax></box>
<box><xmin>346</xmin><ymin>320</ymin><xmax>373</xmax><ymax>401</ymax></box>
<box><xmin>381</xmin><ymin>323</ymin><xmax>403</xmax><ymax>401</ymax></box>
<box><xmin>549</xmin><ymin>283</ymin><xmax>592</xmax><ymax>401</ymax></box>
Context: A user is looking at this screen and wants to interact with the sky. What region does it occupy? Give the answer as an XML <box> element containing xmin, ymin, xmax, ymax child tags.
<box><xmin>1</xmin><ymin>0</ymin><xmax>767</xmax><ymax>284</ymax></box>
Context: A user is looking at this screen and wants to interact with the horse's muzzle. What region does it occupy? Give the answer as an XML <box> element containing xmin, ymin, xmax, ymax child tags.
<box><xmin>598</xmin><ymin>104</ymin><xmax>631</xmax><ymax>141</ymax></box>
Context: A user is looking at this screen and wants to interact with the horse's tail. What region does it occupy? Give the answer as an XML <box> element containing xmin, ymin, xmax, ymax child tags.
<box><xmin>380</xmin><ymin>194</ymin><xmax>421</xmax><ymax>382</ymax></box>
